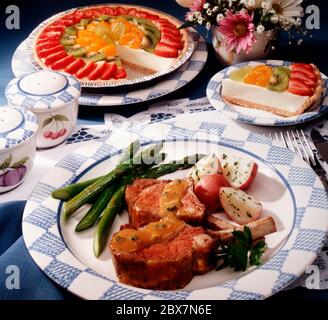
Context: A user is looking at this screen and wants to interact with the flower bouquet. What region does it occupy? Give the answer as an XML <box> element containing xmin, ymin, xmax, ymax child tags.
<box><xmin>180</xmin><ymin>0</ymin><xmax>306</xmax><ymax>65</ymax></box>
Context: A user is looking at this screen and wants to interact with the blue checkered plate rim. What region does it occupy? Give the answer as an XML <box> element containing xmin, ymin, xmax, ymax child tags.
<box><xmin>206</xmin><ymin>60</ymin><xmax>328</xmax><ymax>127</ymax></box>
<box><xmin>22</xmin><ymin>119</ymin><xmax>328</xmax><ymax>300</ymax></box>
<box><xmin>24</xmin><ymin>4</ymin><xmax>196</xmax><ymax>89</ymax></box>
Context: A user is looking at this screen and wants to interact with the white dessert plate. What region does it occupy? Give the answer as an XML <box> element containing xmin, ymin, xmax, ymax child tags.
<box><xmin>207</xmin><ymin>60</ymin><xmax>328</xmax><ymax>127</ymax></box>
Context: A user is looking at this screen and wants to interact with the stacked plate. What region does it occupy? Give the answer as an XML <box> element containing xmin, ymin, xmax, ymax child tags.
<box><xmin>11</xmin><ymin>4</ymin><xmax>208</xmax><ymax>107</ymax></box>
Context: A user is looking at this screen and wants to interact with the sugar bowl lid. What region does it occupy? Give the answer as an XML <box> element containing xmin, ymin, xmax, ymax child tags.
<box><xmin>5</xmin><ymin>71</ymin><xmax>81</xmax><ymax>111</ymax></box>
<box><xmin>0</xmin><ymin>106</ymin><xmax>38</xmax><ymax>150</ymax></box>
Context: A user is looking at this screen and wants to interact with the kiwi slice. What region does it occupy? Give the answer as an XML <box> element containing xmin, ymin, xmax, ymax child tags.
<box><xmin>230</xmin><ymin>67</ymin><xmax>252</xmax><ymax>82</ymax></box>
<box><xmin>70</xmin><ymin>47</ymin><xmax>88</xmax><ymax>58</ymax></box>
<box><xmin>268</xmin><ymin>67</ymin><xmax>290</xmax><ymax>92</ymax></box>
<box><xmin>60</xmin><ymin>35</ymin><xmax>76</xmax><ymax>46</ymax></box>
<box><xmin>78</xmin><ymin>19</ymin><xmax>91</xmax><ymax>27</ymax></box>
<box><xmin>107</xmin><ymin>57</ymin><xmax>122</xmax><ymax>67</ymax></box>
<box><xmin>141</xmin><ymin>34</ymin><xmax>155</xmax><ymax>51</ymax></box>
<box><xmin>144</xmin><ymin>25</ymin><xmax>161</xmax><ymax>41</ymax></box>
<box><xmin>88</xmin><ymin>52</ymin><xmax>106</xmax><ymax>62</ymax></box>
<box><xmin>96</xmin><ymin>15</ymin><xmax>111</xmax><ymax>22</ymax></box>
<box><xmin>65</xmin><ymin>26</ymin><xmax>77</xmax><ymax>36</ymax></box>
<box><xmin>120</xmin><ymin>15</ymin><xmax>134</xmax><ymax>22</ymax></box>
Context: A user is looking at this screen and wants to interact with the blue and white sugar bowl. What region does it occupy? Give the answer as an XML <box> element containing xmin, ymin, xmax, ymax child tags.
<box><xmin>5</xmin><ymin>71</ymin><xmax>81</xmax><ymax>149</ymax></box>
<box><xmin>0</xmin><ymin>106</ymin><xmax>38</xmax><ymax>193</ymax></box>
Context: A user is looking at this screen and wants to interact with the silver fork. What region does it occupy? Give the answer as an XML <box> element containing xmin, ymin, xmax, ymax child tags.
<box><xmin>268</xmin><ymin>130</ymin><xmax>328</xmax><ymax>191</ymax></box>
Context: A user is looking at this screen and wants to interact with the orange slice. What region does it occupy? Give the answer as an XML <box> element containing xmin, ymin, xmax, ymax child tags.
<box><xmin>87</xmin><ymin>37</ymin><xmax>108</xmax><ymax>52</ymax></box>
<box><xmin>100</xmin><ymin>44</ymin><xmax>117</xmax><ymax>58</ymax></box>
<box><xmin>244</xmin><ymin>65</ymin><xmax>273</xmax><ymax>87</ymax></box>
<box><xmin>119</xmin><ymin>33</ymin><xmax>142</xmax><ymax>49</ymax></box>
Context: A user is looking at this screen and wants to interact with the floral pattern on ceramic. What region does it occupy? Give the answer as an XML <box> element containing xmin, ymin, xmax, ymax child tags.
<box><xmin>0</xmin><ymin>154</ymin><xmax>29</xmax><ymax>188</ymax></box>
<box><xmin>42</xmin><ymin>114</ymin><xmax>69</xmax><ymax>141</ymax></box>
<box><xmin>0</xmin><ymin>106</ymin><xmax>37</xmax><ymax>193</ymax></box>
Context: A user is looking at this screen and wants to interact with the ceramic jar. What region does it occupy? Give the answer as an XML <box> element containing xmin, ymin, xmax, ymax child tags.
<box><xmin>0</xmin><ymin>106</ymin><xmax>38</xmax><ymax>193</ymax></box>
<box><xmin>6</xmin><ymin>71</ymin><xmax>81</xmax><ymax>149</ymax></box>
<box><xmin>212</xmin><ymin>28</ymin><xmax>276</xmax><ymax>66</ymax></box>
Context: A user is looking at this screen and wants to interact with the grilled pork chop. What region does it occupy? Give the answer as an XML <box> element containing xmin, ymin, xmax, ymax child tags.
<box><xmin>110</xmin><ymin>214</ymin><xmax>215</xmax><ymax>290</ymax></box>
<box><xmin>126</xmin><ymin>179</ymin><xmax>206</xmax><ymax>228</ymax></box>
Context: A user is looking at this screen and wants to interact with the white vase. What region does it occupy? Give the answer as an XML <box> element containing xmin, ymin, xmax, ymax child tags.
<box><xmin>212</xmin><ymin>27</ymin><xmax>276</xmax><ymax>66</ymax></box>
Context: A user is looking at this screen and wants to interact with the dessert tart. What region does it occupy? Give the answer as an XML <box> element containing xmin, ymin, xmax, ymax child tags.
<box><xmin>222</xmin><ymin>63</ymin><xmax>324</xmax><ymax>117</ymax></box>
<box><xmin>32</xmin><ymin>5</ymin><xmax>192</xmax><ymax>86</ymax></box>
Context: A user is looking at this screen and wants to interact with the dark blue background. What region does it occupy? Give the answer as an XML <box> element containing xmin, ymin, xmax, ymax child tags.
<box><xmin>0</xmin><ymin>0</ymin><xmax>327</xmax><ymax>123</ymax></box>
<box><xmin>0</xmin><ymin>0</ymin><xmax>327</xmax><ymax>301</ymax></box>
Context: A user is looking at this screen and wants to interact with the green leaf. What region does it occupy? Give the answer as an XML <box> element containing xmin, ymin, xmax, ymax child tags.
<box><xmin>226</xmin><ymin>243</ymin><xmax>249</xmax><ymax>272</ymax></box>
<box><xmin>42</xmin><ymin>117</ymin><xmax>54</xmax><ymax>129</ymax></box>
<box><xmin>0</xmin><ymin>154</ymin><xmax>13</xmax><ymax>170</ymax></box>
<box><xmin>178</xmin><ymin>21</ymin><xmax>195</xmax><ymax>30</ymax></box>
<box><xmin>53</xmin><ymin>114</ymin><xmax>69</xmax><ymax>122</ymax></box>
<box><xmin>216</xmin><ymin>226</ymin><xmax>268</xmax><ymax>272</ymax></box>
<box><xmin>11</xmin><ymin>157</ymin><xmax>29</xmax><ymax>169</ymax></box>
<box><xmin>250</xmin><ymin>241</ymin><xmax>267</xmax><ymax>266</ymax></box>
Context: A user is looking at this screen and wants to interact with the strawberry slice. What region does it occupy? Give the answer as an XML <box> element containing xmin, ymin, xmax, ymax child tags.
<box><xmin>288</xmin><ymin>78</ymin><xmax>314</xmax><ymax>96</ymax></box>
<box><xmin>44</xmin><ymin>51</ymin><xmax>68</xmax><ymax>66</ymax></box>
<box><xmin>76</xmin><ymin>61</ymin><xmax>96</xmax><ymax>79</ymax></box>
<box><xmin>51</xmin><ymin>55</ymin><xmax>76</xmax><ymax>70</ymax></box>
<box><xmin>154</xmin><ymin>42</ymin><xmax>179</xmax><ymax>58</ymax></box>
<box><xmin>145</xmin><ymin>13</ymin><xmax>160</xmax><ymax>21</ymax></box>
<box><xmin>44</xmin><ymin>25</ymin><xmax>65</xmax><ymax>34</ymax></box>
<box><xmin>126</xmin><ymin>8</ymin><xmax>137</xmax><ymax>16</ymax></box>
<box><xmin>101</xmin><ymin>7</ymin><xmax>114</xmax><ymax>15</ymax></box>
<box><xmin>290</xmin><ymin>63</ymin><xmax>314</xmax><ymax>72</ymax></box>
<box><xmin>290</xmin><ymin>71</ymin><xmax>316</xmax><ymax>87</ymax></box>
<box><xmin>56</xmin><ymin>18</ymin><xmax>75</xmax><ymax>27</ymax></box>
<box><xmin>161</xmin><ymin>38</ymin><xmax>183</xmax><ymax>50</ymax></box>
<box><xmin>162</xmin><ymin>33</ymin><xmax>182</xmax><ymax>43</ymax></box>
<box><xmin>160</xmin><ymin>26</ymin><xmax>181</xmax><ymax>38</ymax></box>
<box><xmin>36</xmin><ymin>41</ymin><xmax>62</xmax><ymax>54</ymax></box>
<box><xmin>116</xmin><ymin>6</ymin><xmax>126</xmax><ymax>16</ymax></box>
<box><xmin>38</xmin><ymin>32</ymin><xmax>62</xmax><ymax>42</ymax></box>
<box><xmin>292</xmin><ymin>68</ymin><xmax>316</xmax><ymax>81</ymax></box>
<box><xmin>65</xmin><ymin>58</ymin><xmax>85</xmax><ymax>75</ymax></box>
<box><xmin>71</xmin><ymin>10</ymin><xmax>85</xmax><ymax>23</ymax></box>
<box><xmin>135</xmin><ymin>10</ymin><xmax>148</xmax><ymax>18</ymax></box>
<box><xmin>88</xmin><ymin>61</ymin><xmax>107</xmax><ymax>80</ymax></box>
<box><xmin>37</xmin><ymin>44</ymin><xmax>65</xmax><ymax>59</ymax></box>
<box><xmin>114</xmin><ymin>67</ymin><xmax>127</xmax><ymax>80</ymax></box>
<box><xmin>100</xmin><ymin>63</ymin><xmax>118</xmax><ymax>80</ymax></box>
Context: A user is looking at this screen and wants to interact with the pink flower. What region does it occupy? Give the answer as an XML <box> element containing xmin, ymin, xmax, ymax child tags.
<box><xmin>218</xmin><ymin>10</ymin><xmax>257</xmax><ymax>54</ymax></box>
<box><xmin>190</xmin><ymin>0</ymin><xmax>205</xmax><ymax>12</ymax></box>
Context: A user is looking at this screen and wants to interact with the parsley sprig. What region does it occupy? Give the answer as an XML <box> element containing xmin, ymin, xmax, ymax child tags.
<box><xmin>216</xmin><ymin>226</ymin><xmax>267</xmax><ymax>272</ymax></box>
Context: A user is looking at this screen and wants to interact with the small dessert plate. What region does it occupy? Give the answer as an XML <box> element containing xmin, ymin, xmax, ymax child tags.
<box><xmin>6</xmin><ymin>71</ymin><xmax>81</xmax><ymax>149</ymax></box>
<box><xmin>0</xmin><ymin>106</ymin><xmax>38</xmax><ymax>193</ymax></box>
<box><xmin>207</xmin><ymin>60</ymin><xmax>328</xmax><ymax>127</ymax></box>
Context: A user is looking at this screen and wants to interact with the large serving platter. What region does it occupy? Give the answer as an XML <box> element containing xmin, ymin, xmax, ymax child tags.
<box><xmin>12</xmin><ymin>34</ymin><xmax>207</xmax><ymax>107</ymax></box>
<box><xmin>25</xmin><ymin>4</ymin><xmax>196</xmax><ymax>89</ymax></box>
<box><xmin>22</xmin><ymin>115</ymin><xmax>328</xmax><ymax>300</ymax></box>
<box><xmin>207</xmin><ymin>60</ymin><xmax>328</xmax><ymax>127</ymax></box>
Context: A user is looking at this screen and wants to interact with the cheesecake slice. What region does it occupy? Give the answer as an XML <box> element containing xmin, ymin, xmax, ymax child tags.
<box><xmin>222</xmin><ymin>63</ymin><xmax>324</xmax><ymax>117</ymax></box>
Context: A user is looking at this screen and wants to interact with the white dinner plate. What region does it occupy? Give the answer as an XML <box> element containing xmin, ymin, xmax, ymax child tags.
<box><xmin>22</xmin><ymin>116</ymin><xmax>328</xmax><ymax>300</ymax></box>
<box><xmin>207</xmin><ymin>60</ymin><xmax>328</xmax><ymax>127</ymax></box>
